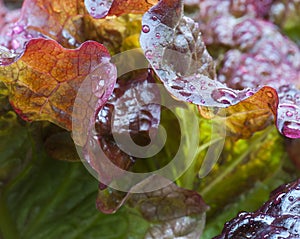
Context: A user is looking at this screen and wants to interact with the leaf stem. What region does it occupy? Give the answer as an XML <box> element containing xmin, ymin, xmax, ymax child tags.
<box><xmin>178</xmin><ymin>137</ymin><xmax>223</xmax><ymax>189</ymax></box>
<box><xmin>200</xmin><ymin>127</ymin><xmax>273</xmax><ymax>197</ymax></box>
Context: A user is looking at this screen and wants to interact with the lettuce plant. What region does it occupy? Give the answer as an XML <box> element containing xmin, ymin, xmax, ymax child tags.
<box><xmin>0</xmin><ymin>0</ymin><xmax>299</xmax><ymax>238</ymax></box>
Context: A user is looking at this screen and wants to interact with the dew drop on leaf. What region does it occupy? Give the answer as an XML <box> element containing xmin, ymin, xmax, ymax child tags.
<box><xmin>266</xmin><ymin>91</ymin><xmax>274</xmax><ymax>98</ymax></box>
<box><xmin>12</xmin><ymin>25</ymin><xmax>24</xmax><ymax>34</ymax></box>
<box><xmin>11</xmin><ymin>39</ymin><xmax>20</xmax><ymax>49</ymax></box>
<box><xmin>288</xmin><ymin>196</ymin><xmax>294</xmax><ymax>202</ymax></box>
<box><xmin>151</xmin><ymin>15</ymin><xmax>158</xmax><ymax>21</ymax></box>
<box><xmin>286</xmin><ymin>111</ymin><xmax>293</xmax><ymax>117</ymax></box>
<box><xmin>142</xmin><ymin>25</ymin><xmax>150</xmax><ymax>33</ymax></box>
<box><xmin>211</xmin><ymin>88</ymin><xmax>238</xmax><ymax>105</ymax></box>
<box><xmin>145</xmin><ymin>50</ymin><xmax>153</xmax><ymax>59</ymax></box>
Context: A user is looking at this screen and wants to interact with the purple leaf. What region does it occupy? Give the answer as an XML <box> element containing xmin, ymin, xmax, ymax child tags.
<box><xmin>97</xmin><ymin>175</ymin><xmax>209</xmax><ymax>238</ymax></box>
<box><xmin>80</xmin><ymin>69</ymin><xmax>161</xmax><ymax>188</ymax></box>
<box><xmin>215</xmin><ymin>179</ymin><xmax>300</xmax><ymax>239</ymax></box>
<box><xmin>141</xmin><ymin>0</ymin><xmax>300</xmax><ymax>139</ymax></box>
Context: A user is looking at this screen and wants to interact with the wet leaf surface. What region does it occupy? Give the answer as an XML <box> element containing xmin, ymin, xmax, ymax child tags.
<box><xmin>81</xmin><ymin>69</ymin><xmax>161</xmax><ymax>187</ymax></box>
<box><xmin>141</xmin><ymin>0</ymin><xmax>300</xmax><ymax>139</ymax></box>
<box><xmin>0</xmin><ymin>0</ymin><xmax>143</xmax><ymax>65</ymax></box>
<box><xmin>215</xmin><ymin>178</ymin><xmax>300</xmax><ymax>239</ymax></box>
<box><xmin>97</xmin><ymin>175</ymin><xmax>209</xmax><ymax>238</ymax></box>
<box><xmin>84</xmin><ymin>0</ymin><xmax>158</xmax><ymax>19</ymax></box>
<box><xmin>0</xmin><ymin>0</ymin><xmax>87</xmax><ymax>64</ymax></box>
<box><xmin>0</xmin><ymin>38</ymin><xmax>116</xmax><ymax>130</ymax></box>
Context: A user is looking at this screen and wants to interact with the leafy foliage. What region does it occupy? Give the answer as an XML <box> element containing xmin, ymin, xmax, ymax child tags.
<box><xmin>215</xmin><ymin>178</ymin><xmax>300</xmax><ymax>238</ymax></box>
<box><xmin>185</xmin><ymin>0</ymin><xmax>300</xmax><ymax>139</ymax></box>
<box><xmin>85</xmin><ymin>69</ymin><xmax>161</xmax><ymax>186</ymax></box>
<box><xmin>0</xmin><ymin>38</ymin><xmax>116</xmax><ymax>130</ymax></box>
<box><xmin>0</xmin><ymin>0</ymin><xmax>300</xmax><ymax>238</ymax></box>
<box><xmin>85</xmin><ymin>0</ymin><xmax>158</xmax><ymax>19</ymax></box>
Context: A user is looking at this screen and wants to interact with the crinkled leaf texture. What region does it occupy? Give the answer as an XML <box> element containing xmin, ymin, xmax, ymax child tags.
<box><xmin>0</xmin><ymin>0</ymin><xmax>143</xmax><ymax>65</ymax></box>
<box><xmin>85</xmin><ymin>0</ymin><xmax>158</xmax><ymax>19</ymax></box>
<box><xmin>214</xmin><ymin>178</ymin><xmax>300</xmax><ymax>239</ymax></box>
<box><xmin>81</xmin><ymin>69</ymin><xmax>161</xmax><ymax>187</ymax></box>
<box><xmin>96</xmin><ymin>175</ymin><xmax>209</xmax><ymax>238</ymax></box>
<box><xmin>140</xmin><ymin>0</ymin><xmax>300</xmax><ymax>139</ymax></box>
<box><xmin>0</xmin><ymin>38</ymin><xmax>116</xmax><ymax>130</ymax></box>
<box><xmin>198</xmin><ymin>0</ymin><xmax>300</xmax><ymax>138</ymax></box>
<box><xmin>0</xmin><ymin>0</ymin><xmax>87</xmax><ymax>64</ymax></box>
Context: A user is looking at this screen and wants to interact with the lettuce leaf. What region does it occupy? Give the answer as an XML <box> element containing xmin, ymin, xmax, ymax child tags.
<box><xmin>215</xmin><ymin>178</ymin><xmax>300</xmax><ymax>238</ymax></box>
<box><xmin>97</xmin><ymin>175</ymin><xmax>209</xmax><ymax>238</ymax></box>
<box><xmin>141</xmin><ymin>0</ymin><xmax>300</xmax><ymax>138</ymax></box>
<box><xmin>0</xmin><ymin>0</ymin><xmax>300</xmax><ymax>238</ymax></box>
<box><xmin>0</xmin><ymin>38</ymin><xmax>116</xmax><ymax>130</ymax></box>
<box><xmin>84</xmin><ymin>0</ymin><xmax>158</xmax><ymax>19</ymax></box>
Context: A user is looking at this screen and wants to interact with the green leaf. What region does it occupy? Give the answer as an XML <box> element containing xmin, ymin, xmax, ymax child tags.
<box><xmin>0</xmin><ymin>110</ymin><xmax>156</xmax><ymax>239</ymax></box>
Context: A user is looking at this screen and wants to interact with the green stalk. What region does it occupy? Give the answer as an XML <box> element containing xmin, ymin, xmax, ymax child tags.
<box><xmin>200</xmin><ymin>127</ymin><xmax>273</xmax><ymax>197</ymax></box>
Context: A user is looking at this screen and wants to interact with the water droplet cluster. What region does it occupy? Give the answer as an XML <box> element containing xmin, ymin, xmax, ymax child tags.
<box><xmin>215</xmin><ymin>179</ymin><xmax>300</xmax><ymax>238</ymax></box>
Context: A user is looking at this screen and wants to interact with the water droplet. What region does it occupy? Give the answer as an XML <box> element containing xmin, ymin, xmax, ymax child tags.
<box><xmin>279</xmin><ymin>85</ymin><xmax>290</xmax><ymax>93</ymax></box>
<box><xmin>142</xmin><ymin>25</ymin><xmax>150</xmax><ymax>33</ymax></box>
<box><xmin>282</xmin><ymin>121</ymin><xmax>300</xmax><ymax>139</ymax></box>
<box><xmin>179</xmin><ymin>91</ymin><xmax>191</xmax><ymax>97</ymax></box>
<box><xmin>286</xmin><ymin>94</ymin><xmax>293</xmax><ymax>101</ymax></box>
<box><xmin>189</xmin><ymin>85</ymin><xmax>196</xmax><ymax>91</ymax></box>
<box><xmin>280</xmin><ymin>104</ymin><xmax>297</xmax><ymax>110</ymax></box>
<box><xmin>12</xmin><ymin>25</ymin><xmax>24</xmax><ymax>34</ymax></box>
<box><xmin>273</xmin><ymin>193</ymin><xmax>284</xmax><ymax>205</ymax></box>
<box><xmin>91</xmin><ymin>7</ymin><xmax>96</xmax><ymax>11</ymax></box>
<box><xmin>286</xmin><ymin>111</ymin><xmax>293</xmax><ymax>117</ymax></box>
<box><xmin>155</xmin><ymin>33</ymin><xmax>160</xmax><ymax>39</ymax></box>
<box><xmin>201</xmin><ymin>86</ymin><xmax>207</xmax><ymax>90</ymax></box>
<box><xmin>211</xmin><ymin>88</ymin><xmax>238</xmax><ymax>105</ymax></box>
<box><xmin>140</xmin><ymin>119</ymin><xmax>151</xmax><ymax>131</ymax></box>
<box><xmin>151</xmin><ymin>16</ymin><xmax>158</xmax><ymax>21</ymax></box>
<box><xmin>246</xmin><ymin>91</ymin><xmax>254</xmax><ymax>97</ymax></box>
<box><xmin>11</xmin><ymin>39</ymin><xmax>20</xmax><ymax>49</ymax></box>
<box><xmin>288</xmin><ymin>196</ymin><xmax>294</xmax><ymax>201</ymax></box>
<box><xmin>145</xmin><ymin>50</ymin><xmax>153</xmax><ymax>59</ymax></box>
<box><xmin>266</xmin><ymin>91</ymin><xmax>274</xmax><ymax>98</ymax></box>
<box><xmin>25</xmin><ymin>33</ymin><xmax>33</xmax><ymax>39</ymax></box>
<box><xmin>238</xmin><ymin>212</ymin><xmax>247</xmax><ymax>217</ymax></box>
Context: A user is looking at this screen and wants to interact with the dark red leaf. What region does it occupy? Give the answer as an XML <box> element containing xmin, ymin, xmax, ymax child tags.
<box><xmin>0</xmin><ymin>38</ymin><xmax>116</xmax><ymax>130</ymax></box>
<box><xmin>285</xmin><ymin>138</ymin><xmax>300</xmax><ymax>170</ymax></box>
<box><xmin>141</xmin><ymin>0</ymin><xmax>300</xmax><ymax>139</ymax></box>
<box><xmin>215</xmin><ymin>179</ymin><xmax>300</xmax><ymax>239</ymax></box>
<box><xmin>81</xmin><ymin>69</ymin><xmax>161</xmax><ymax>187</ymax></box>
<box><xmin>97</xmin><ymin>175</ymin><xmax>209</xmax><ymax>238</ymax></box>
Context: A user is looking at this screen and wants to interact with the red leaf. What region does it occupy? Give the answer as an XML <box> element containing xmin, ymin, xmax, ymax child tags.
<box><xmin>84</xmin><ymin>0</ymin><xmax>158</xmax><ymax>19</ymax></box>
<box><xmin>140</xmin><ymin>0</ymin><xmax>300</xmax><ymax>139</ymax></box>
<box><xmin>0</xmin><ymin>38</ymin><xmax>116</xmax><ymax>130</ymax></box>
